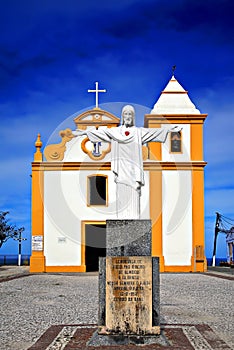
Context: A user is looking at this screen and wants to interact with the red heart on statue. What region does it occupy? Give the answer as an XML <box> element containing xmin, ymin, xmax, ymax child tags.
<box><xmin>125</xmin><ymin>131</ymin><xmax>130</xmax><ymax>136</ymax></box>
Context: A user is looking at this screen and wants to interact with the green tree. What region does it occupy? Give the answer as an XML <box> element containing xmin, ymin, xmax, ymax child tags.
<box><xmin>0</xmin><ymin>211</ymin><xmax>25</xmax><ymax>248</ymax></box>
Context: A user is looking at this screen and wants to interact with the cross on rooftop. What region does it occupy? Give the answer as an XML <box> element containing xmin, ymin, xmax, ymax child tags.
<box><xmin>88</xmin><ymin>81</ymin><xmax>106</xmax><ymax>108</ymax></box>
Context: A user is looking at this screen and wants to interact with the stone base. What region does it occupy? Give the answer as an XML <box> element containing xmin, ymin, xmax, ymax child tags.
<box><xmin>30</xmin><ymin>323</ymin><xmax>233</xmax><ymax>349</ymax></box>
<box><xmin>99</xmin><ymin>256</ymin><xmax>160</xmax><ymax>329</ymax></box>
<box><xmin>98</xmin><ymin>325</ymin><xmax>160</xmax><ymax>336</ymax></box>
<box><xmin>87</xmin><ymin>329</ymin><xmax>168</xmax><ymax>347</ymax></box>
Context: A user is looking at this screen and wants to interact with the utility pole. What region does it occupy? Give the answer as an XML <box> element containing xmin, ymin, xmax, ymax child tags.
<box><xmin>212</xmin><ymin>212</ymin><xmax>221</xmax><ymax>267</ymax></box>
<box><xmin>14</xmin><ymin>231</ymin><xmax>27</xmax><ymax>266</ymax></box>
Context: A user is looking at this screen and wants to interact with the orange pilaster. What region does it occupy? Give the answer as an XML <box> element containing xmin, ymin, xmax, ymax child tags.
<box><xmin>30</xmin><ymin>164</ymin><xmax>45</xmax><ymax>272</ymax></box>
<box><xmin>145</xmin><ymin>120</ymin><xmax>162</xmax><ymax>161</ymax></box>
<box><xmin>191</xmin><ymin>123</ymin><xmax>203</xmax><ymax>161</ymax></box>
<box><xmin>148</xmin><ymin>142</ymin><xmax>161</xmax><ymax>161</ymax></box>
<box><xmin>146</xmin><ymin>119</ymin><xmax>164</xmax><ymax>270</ymax></box>
<box><xmin>30</xmin><ymin>135</ymin><xmax>45</xmax><ymax>272</ymax></box>
<box><xmin>192</xmin><ymin>168</ymin><xmax>206</xmax><ymax>272</ymax></box>
<box><xmin>191</xmin><ymin>118</ymin><xmax>207</xmax><ymax>272</ymax></box>
<box><xmin>150</xmin><ymin>170</ymin><xmax>165</xmax><ymax>272</ymax></box>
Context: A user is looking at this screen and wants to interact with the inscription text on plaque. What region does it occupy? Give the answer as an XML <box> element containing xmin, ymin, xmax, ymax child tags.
<box><xmin>105</xmin><ymin>256</ymin><xmax>158</xmax><ymax>334</ymax></box>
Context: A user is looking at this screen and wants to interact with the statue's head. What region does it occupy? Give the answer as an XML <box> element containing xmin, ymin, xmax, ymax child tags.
<box><xmin>121</xmin><ymin>105</ymin><xmax>135</xmax><ymax>127</ymax></box>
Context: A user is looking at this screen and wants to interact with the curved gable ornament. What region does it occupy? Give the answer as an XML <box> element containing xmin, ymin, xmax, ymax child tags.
<box><xmin>44</xmin><ymin>128</ymin><xmax>74</xmax><ymax>161</ymax></box>
<box><xmin>43</xmin><ymin>109</ymin><xmax>120</xmax><ymax>162</ymax></box>
<box><xmin>74</xmin><ymin>108</ymin><xmax>120</xmax><ymax>129</ymax></box>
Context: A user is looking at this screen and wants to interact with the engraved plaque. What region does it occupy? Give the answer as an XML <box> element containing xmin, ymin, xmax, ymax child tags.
<box><xmin>106</xmin><ymin>256</ymin><xmax>153</xmax><ymax>334</ymax></box>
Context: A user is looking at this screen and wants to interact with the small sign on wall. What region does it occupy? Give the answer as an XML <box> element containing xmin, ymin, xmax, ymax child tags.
<box><xmin>58</xmin><ymin>237</ymin><xmax>66</xmax><ymax>243</ymax></box>
<box><xmin>32</xmin><ymin>236</ymin><xmax>43</xmax><ymax>251</ymax></box>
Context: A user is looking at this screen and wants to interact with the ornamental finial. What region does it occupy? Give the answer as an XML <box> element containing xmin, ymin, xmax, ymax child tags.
<box><xmin>34</xmin><ymin>133</ymin><xmax>43</xmax><ymax>161</ymax></box>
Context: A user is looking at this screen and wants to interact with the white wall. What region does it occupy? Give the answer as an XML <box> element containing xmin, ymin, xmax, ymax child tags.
<box><xmin>162</xmin><ymin>170</ymin><xmax>192</xmax><ymax>266</ymax></box>
<box><xmin>44</xmin><ymin>170</ymin><xmax>150</xmax><ymax>266</ymax></box>
<box><xmin>44</xmin><ymin>171</ymin><xmax>83</xmax><ymax>266</ymax></box>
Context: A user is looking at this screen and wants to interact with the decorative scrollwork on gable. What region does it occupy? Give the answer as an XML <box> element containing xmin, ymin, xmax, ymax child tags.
<box><xmin>44</xmin><ymin>128</ymin><xmax>74</xmax><ymax>161</ymax></box>
<box><xmin>81</xmin><ymin>137</ymin><xmax>111</xmax><ymax>160</ymax></box>
<box><xmin>74</xmin><ymin>108</ymin><xmax>120</xmax><ymax>129</ymax></box>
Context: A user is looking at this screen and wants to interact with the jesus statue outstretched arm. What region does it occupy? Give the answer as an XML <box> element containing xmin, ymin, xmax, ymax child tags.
<box><xmin>140</xmin><ymin>125</ymin><xmax>182</xmax><ymax>144</ymax></box>
<box><xmin>73</xmin><ymin>128</ymin><xmax>112</xmax><ymax>143</ymax></box>
<box><xmin>73</xmin><ymin>105</ymin><xmax>182</xmax><ymax>219</ymax></box>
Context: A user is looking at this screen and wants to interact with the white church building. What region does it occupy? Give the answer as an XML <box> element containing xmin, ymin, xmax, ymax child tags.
<box><xmin>30</xmin><ymin>75</ymin><xmax>207</xmax><ymax>273</ymax></box>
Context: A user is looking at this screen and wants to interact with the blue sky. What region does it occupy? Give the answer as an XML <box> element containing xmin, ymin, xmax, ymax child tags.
<box><xmin>1</xmin><ymin>0</ymin><xmax>234</xmax><ymax>259</ymax></box>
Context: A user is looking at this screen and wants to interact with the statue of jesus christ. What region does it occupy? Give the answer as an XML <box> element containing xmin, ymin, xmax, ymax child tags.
<box><xmin>74</xmin><ymin>105</ymin><xmax>181</xmax><ymax>219</ymax></box>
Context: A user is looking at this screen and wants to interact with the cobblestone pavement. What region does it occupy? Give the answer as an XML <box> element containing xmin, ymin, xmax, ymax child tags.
<box><xmin>0</xmin><ymin>265</ymin><xmax>30</xmax><ymax>282</ymax></box>
<box><xmin>0</xmin><ymin>268</ymin><xmax>233</xmax><ymax>349</ymax></box>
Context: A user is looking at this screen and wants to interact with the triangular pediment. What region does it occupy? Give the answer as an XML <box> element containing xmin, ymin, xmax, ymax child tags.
<box><xmin>151</xmin><ymin>75</ymin><xmax>201</xmax><ymax>115</ymax></box>
<box><xmin>74</xmin><ymin>107</ymin><xmax>120</xmax><ymax>128</ymax></box>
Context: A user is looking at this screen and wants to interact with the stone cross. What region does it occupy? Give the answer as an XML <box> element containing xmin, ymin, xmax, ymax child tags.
<box><xmin>88</xmin><ymin>81</ymin><xmax>106</xmax><ymax>108</ymax></box>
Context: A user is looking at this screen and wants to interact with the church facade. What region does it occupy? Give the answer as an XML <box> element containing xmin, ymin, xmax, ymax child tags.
<box><xmin>30</xmin><ymin>75</ymin><xmax>207</xmax><ymax>273</ymax></box>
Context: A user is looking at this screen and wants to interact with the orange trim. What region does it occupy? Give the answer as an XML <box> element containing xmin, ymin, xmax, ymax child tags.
<box><xmin>144</xmin><ymin>114</ymin><xmax>207</xmax><ymax>126</ymax></box>
<box><xmin>148</xmin><ymin>143</ymin><xmax>161</xmax><ymax>161</ymax></box>
<box><xmin>87</xmin><ymin>175</ymin><xmax>108</xmax><ymax>206</ymax></box>
<box><xmin>30</xmin><ymin>254</ymin><xmax>46</xmax><ymax>273</ymax></box>
<box><xmin>161</xmin><ymin>91</ymin><xmax>188</xmax><ymax>94</ymax></box>
<box><xmin>192</xmin><ymin>169</ymin><xmax>205</xmax><ymax>272</ymax></box>
<box><xmin>81</xmin><ymin>224</ymin><xmax>86</xmax><ymax>268</ymax></box>
<box><xmin>81</xmin><ymin>220</ymin><xmax>106</xmax><ymax>269</ymax></box>
<box><xmin>32</xmin><ymin>161</ymin><xmax>207</xmax><ymax>172</ymax></box>
<box><xmin>191</xmin><ymin>124</ymin><xmax>203</xmax><ymax>160</ymax></box>
<box><xmin>30</xmin><ymin>166</ymin><xmax>45</xmax><ymax>273</ymax></box>
<box><xmin>163</xmin><ymin>265</ymin><xmax>193</xmax><ymax>273</ymax></box>
<box><xmin>195</xmin><ymin>262</ymin><xmax>206</xmax><ymax>273</ymax></box>
<box><xmin>45</xmin><ymin>265</ymin><xmax>86</xmax><ymax>273</ymax></box>
<box><xmin>32</xmin><ymin>162</ymin><xmax>111</xmax><ymax>171</ymax></box>
<box><xmin>150</xmin><ymin>170</ymin><xmax>164</xmax><ymax>272</ymax></box>
<box><xmin>81</xmin><ymin>137</ymin><xmax>111</xmax><ymax>160</ymax></box>
<box><xmin>144</xmin><ymin>162</ymin><xmax>207</xmax><ymax>171</ymax></box>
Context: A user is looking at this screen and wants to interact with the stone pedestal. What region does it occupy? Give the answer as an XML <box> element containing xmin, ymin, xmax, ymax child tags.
<box><xmin>89</xmin><ymin>219</ymin><xmax>160</xmax><ymax>346</ymax></box>
<box><xmin>106</xmin><ymin>219</ymin><xmax>152</xmax><ymax>256</ymax></box>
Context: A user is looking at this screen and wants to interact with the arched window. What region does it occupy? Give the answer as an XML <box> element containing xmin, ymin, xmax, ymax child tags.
<box><xmin>170</xmin><ymin>131</ymin><xmax>182</xmax><ymax>153</ymax></box>
<box><xmin>87</xmin><ymin>175</ymin><xmax>108</xmax><ymax>206</ymax></box>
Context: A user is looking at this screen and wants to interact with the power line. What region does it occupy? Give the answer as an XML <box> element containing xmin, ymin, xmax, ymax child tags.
<box><xmin>220</xmin><ymin>213</ymin><xmax>234</xmax><ymax>223</ymax></box>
